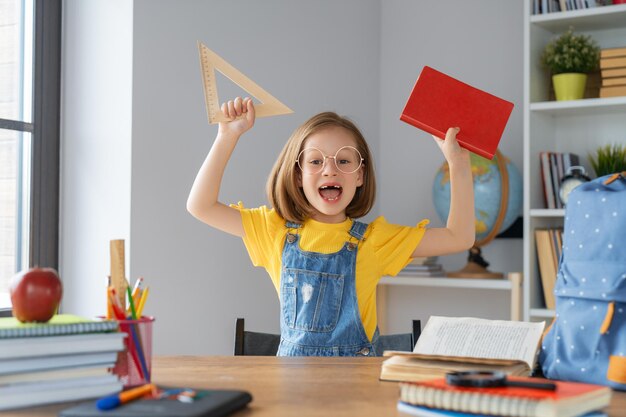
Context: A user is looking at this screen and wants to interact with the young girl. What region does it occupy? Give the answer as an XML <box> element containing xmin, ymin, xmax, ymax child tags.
<box><xmin>187</xmin><ymin>97</ymin><xmax>475</xmax><ymax>357</ymax></box>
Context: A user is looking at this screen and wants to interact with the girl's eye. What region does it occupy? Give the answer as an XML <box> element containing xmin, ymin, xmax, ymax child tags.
<box><xmin>338</xmin><ymin>159</ymin><xmax>351</xmax><ymax>165</ymax></box>
<box><xmin>309</xmin><ymin>159</ymin><xmax>323</xmax><ymax>166</ymax></box>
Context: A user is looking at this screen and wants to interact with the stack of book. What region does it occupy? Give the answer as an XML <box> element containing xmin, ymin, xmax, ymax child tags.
<box><xmin>396</xmin><ymin>377</ymin><xmax>612</xmax><ymax>417</ymax></box>
<box><xmin>539</xmin><ymin>151</ymin><xmax>580</xmax><ymax>209</ymax></box>
<box><xmin>600</xmin><ymin>47</ymin><xmax>626</xmax><ymax>98</ymax></box>
<box><xmin>535</xmin><ymin>228</ymin><xmax>564</xmax><ymax>310</ymax></box>
<box><xmin>0</xmin><ymin>314</ymin><xmax>125</xmax><ymax>410</ymax></box>
<box><xmin>382</xmin><ymin>316</ymin><xmax>612</xmax><ymax>417</ymax></box>
<box><xmin>398</xmin><ymin>257</ymin><xmax>445</xmax><ymax>277</ymax></box>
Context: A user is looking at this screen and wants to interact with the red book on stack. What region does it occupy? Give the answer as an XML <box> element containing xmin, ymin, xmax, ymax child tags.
<box><xmin>399</xmin><ymin>376</ymin><xmax>611</xmax><ymax>417</ymax></box>
<box><xmin>400</xmin><ymin>66</ymin><xmax>514</xmax><ymax>160</ymax></box>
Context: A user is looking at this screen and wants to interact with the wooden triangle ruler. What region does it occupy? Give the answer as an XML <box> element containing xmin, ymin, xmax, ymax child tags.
<box><xmin>197</xmin><ymin>42</ymin><xmax>293</xmax><ymax>124</ymax></box>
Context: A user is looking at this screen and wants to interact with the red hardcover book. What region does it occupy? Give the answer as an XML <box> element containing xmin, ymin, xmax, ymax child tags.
<box><xmin>400</xmin><ymin>66</ymin><xmax>514</xmax><ymax>160</ymax></box>
<box><xmin>399</xmin><ymin>377</ymin><xmax>612</xmax><ymax>417</ymax></box>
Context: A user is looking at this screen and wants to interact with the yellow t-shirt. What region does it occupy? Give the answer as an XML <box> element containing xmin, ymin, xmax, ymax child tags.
<box><xmin>233</xmin><ymin>203</ymin><xmax>429</xmax><ymax>340</ymax></box>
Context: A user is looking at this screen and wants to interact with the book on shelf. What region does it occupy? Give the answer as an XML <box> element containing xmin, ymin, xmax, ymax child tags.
<box><xmin>601</xmin><ymin>76</ymin><xmax>626</xmax><ymax>87</ymax></box>
<box><xmin>400</xmin><ymin>66</ymin><xmax>514</xmax><ymax>160</ymax></box>
<box><xmin>601</xmin><ymin>67</ymin><xmax>626</xmax><ymax>79</ymax></box>
<box><xmin>535</xmin><ymin>228</ymin><xmax>562</xmax><ymax>310</ymax></box>
<box><xmin>397</xmin><ymin>270</ymin><xmax>446</xmax><ymax>278</ymax></box>
<box><xmin>409</xmin><ymin>256</ymin><xmax>439</xmax><ymax>265</ymax></box>
<box><xmin>532</xmin><ymin>0</ymin><xmax>603</xmax><ymax>15</ymax></box>
<box><xmin>397</xmin><ymin>377</ymin><xmax>611</xmax><ymax>417</ymax></box>
<box><xmin>0</xmin><ymin>314</ymin><xmax>118</xmax><ymax>338</ymax></box>
<box><xmin>540</xmin><ymin>152</ymin><xmax>556</xmax><ymax>209</ymax></box>
<box><xmin>550</xmin><ymin>152</ymin><xmax>562</xmax><ymax>209</ymax></box>
<box><xmin>0</xmin><ymin>351</ymin><xmax>119</xmax><ymax>375</ymax></box>
<box><xmin>600</xmin><ymin>56</ymin><xmax>626</xmax><ymax>70</ymax></box>
<box><xmin>539</xmin><ymin>151</ymin><xmax>579</xmax><ymax>209</ymax></box>
<box><xmin>600</xmin><ymin>85</ymin><xmax>626</xmax><ymax>98</ymax></box>
<box><xmin>600</xmin><ymin>46</ymin><xmax>626</xmax><ymax>59</ymax></box>
<box><xmin>398</xmin><ymin>260</ymin><xmax>445</xmax><ymax>277</ymax></box>
<box><xmin>0</xmin><ymin>331</ymin><xmax>126</xmax><ymax>360</ymax></box>
<box><xmin>0</xmin><ymin>374</ymin><xmax>123</xmax><ymax>411</ymax></box>
<box><xmin>380</xmin><ymin>316</ymin><xmax>545</xmax><ymax>383</ymax></box>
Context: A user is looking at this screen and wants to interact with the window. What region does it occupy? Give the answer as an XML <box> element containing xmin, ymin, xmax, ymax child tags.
<box><xmin>0</xmin><ymin>0</ymin><xmax>61</xmax><ymax>313</ymax></box>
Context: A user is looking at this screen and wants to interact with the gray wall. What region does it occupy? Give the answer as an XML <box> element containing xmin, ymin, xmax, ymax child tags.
<box><xmin>379</xmin><ymin>1</ymin><xmax>524</xmax><ymax>333</ymax></box>
<box><xmin>61</xmin><ymin>0</ymin><xmax>524</xmax><ymax>354</ymax></box>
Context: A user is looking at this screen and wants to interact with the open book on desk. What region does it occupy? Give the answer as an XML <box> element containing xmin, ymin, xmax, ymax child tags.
<box><xmin>380</xmin><ymin>316</ymin><xmax>545</xmax><ymax>383</ymax></box>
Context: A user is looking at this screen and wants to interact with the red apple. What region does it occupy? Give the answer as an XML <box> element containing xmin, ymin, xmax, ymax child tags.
<box><xmin>9</xmin><ymin>267</ymin><xmax>63</xmax><ymax>323</ymax></box>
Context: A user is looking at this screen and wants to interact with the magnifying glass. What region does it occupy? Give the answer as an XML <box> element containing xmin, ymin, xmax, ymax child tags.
<box><xmin>446</xmin><ymin>371</ymin><xmax>557</xmax><ymax>391</ymax></box>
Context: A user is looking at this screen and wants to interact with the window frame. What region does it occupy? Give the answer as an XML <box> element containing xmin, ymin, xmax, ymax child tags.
<box><xmin>0</xmin><ymin>0</ymin><xmax>61</xmax><ymax>317</ymax></box>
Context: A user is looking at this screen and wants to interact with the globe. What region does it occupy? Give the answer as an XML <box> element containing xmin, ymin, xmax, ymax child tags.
<box><xmin>432</xmin><ymin>150</ymin><xmax>523</xmax><ymax>277</ymax></box>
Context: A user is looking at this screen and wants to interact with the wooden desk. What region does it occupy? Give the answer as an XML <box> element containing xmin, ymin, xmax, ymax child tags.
<box><xmin>6</xmin><ymin>356</ymin><xmax>626</xmax><ymax>416</ymax></box>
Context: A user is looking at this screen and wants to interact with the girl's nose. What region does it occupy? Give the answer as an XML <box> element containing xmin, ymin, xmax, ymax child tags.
<box><xmin>322</xmin><ymin>157</ymin><xmax>338</xmax><ymax>175</ymax></box>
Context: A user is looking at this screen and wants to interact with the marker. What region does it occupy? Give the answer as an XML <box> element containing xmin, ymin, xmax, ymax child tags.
<box><xmin>96</xmin><ymin>383</ymin><xmax>156</xmax><ymax>410</ymax></box>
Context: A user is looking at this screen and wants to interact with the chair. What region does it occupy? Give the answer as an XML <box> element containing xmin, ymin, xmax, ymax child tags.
<box><xmin>234</xmin><ymin>318</ymin><xmax>421</xmax><ymax>356</ymax></box>
<box><xmin>234</xmin><ymin>318</ymin><xmax>281</xmax><ymax>356</ymax></box>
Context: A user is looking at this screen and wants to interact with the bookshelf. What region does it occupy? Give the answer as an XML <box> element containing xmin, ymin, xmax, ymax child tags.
<box><xmin>523</xmin><ymin>1</ymin><xmax>626</xmax><ymax>321</ymax></box>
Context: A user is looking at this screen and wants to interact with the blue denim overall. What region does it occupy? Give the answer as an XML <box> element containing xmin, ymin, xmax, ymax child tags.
<box><xmin>277</xmin><ymin>220</ymin><xmax>380</xmax><ymax>356</ymax></box>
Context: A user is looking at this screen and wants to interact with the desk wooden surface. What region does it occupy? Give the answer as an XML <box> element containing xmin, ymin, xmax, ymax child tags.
<box><xmin>6</xmin><ymin>356</ymin><xmax>626</xmax><ymax>416</ymax></box>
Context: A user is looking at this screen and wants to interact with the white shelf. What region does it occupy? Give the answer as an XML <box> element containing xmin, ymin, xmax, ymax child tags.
<box><xmin>529</xmin><ymin>209</ymin><xmax>565</xmax><ymax>218</ymax></box>
<box><xmin>380</xmin><ymin>276</ymin><xmax>512</xmax><ymax>290</ymax></box>
<box><xmin>530</xmin><ymin>97</ymin><xmax>626</xmax><ymax>116</ymax></box>
<box><xmin>530</xmin><ymin>4</ymin><xmax>626</xmax><ymax>32</ymax></box>
<box><xmin>378</xmin><ymin>273</ymin><xmax>523</xmax><ymax>324</ymax></box>
<box><xmin>530</xmin><ymin>308</ymin><xmax>556</xmax><ymax>319</ymax></box>
<box><xmin>523</xmin><ymin>0</ymin><xmax>625</xmax><ymax>321</ymax></box>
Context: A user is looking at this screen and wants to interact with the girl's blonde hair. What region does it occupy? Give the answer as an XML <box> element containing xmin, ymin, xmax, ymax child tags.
<box><xmin>266</xmin><ymin>112</ymin><xmax>376</xmax><ymax>223</ymax></box>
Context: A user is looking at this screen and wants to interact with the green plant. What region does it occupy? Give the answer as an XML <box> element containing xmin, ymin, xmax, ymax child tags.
<box><xmin>589</xmin><ymin>144</ymin><xmax>626</xmax><ymax>177</ymax></box>
<box><xmin>541</xmin><ymin>28</ymin><xmax>600</xmax><ymax>74</ymax></box>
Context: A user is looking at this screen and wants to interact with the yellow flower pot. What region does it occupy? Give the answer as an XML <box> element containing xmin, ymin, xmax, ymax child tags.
<box><xmin>552</xmin><ymin>73</ymin><xmax>587</xmax><ymax>101</ymax></box>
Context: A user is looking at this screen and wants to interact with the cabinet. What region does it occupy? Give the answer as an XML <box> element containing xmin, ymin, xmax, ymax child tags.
<box><xmin>523</xmin><ymin>1</ymin><xmax>626</xmax><ymax>321</ymax></box>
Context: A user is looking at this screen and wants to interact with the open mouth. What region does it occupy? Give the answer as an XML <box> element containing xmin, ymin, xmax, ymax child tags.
<box><xmin>319</xmin><ymin>185</ymin><xmax>342</xmax><ymax>201</ymax></box>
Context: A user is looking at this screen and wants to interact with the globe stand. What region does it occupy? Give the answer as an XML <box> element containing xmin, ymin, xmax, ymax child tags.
<box><xmin>446</xmin><ymin>246</ymin><xmax>504</xmax><ymax>279</ymax></box>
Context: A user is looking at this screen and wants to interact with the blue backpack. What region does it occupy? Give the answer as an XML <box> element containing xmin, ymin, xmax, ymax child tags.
<box><xmin>540</xmin><ymin>172</ymin><xmax>626</xmax><ymax>390</ymax></box>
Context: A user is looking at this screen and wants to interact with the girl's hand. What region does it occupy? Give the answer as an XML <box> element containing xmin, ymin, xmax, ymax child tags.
<box><xmin>432</xmin><ymin>127</ymin><xmax>470</xmax><ymax>166</ymax></box>
<box><xmin>217</xmin><ymin>97</ymin><xmax>255</xmax><ymax>137</ymax></box>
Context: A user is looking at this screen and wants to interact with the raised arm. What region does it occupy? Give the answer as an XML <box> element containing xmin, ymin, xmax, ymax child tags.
<box><xmin>412</xmin><ymin>127</ymin><xmax>475</xmax><ymax>257</ymax></box>
<box><xmin>186</xmin><ymin>97</ymin><xmax>255</xmax><ymax>237</ymax></box>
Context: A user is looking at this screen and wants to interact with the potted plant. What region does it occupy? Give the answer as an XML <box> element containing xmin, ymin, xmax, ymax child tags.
<box><xmin>589</xmin><ymin>143</ymin><xmax>626</xmax><ymax>177</ymax></box>
<box><xmin>541</xmin><ymin>28</ymin><xmax>600</xmax><ymax>101</ymax></box>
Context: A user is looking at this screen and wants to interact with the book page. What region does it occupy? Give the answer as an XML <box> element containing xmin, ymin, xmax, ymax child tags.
<box><xmin>413</xmin><ymin>316</ymin><xmax>545</xmax><ymax>368</ymax></box>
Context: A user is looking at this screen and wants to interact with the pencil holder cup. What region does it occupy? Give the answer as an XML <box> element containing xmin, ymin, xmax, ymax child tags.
<box><xmin>112</xmin><ymin>316</ymin><xmax>155</xmax><ymax>388</ymax></box>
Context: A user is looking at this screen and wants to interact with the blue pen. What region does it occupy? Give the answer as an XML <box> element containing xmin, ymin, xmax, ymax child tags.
<box><xmin>96</xmin><ymin>383</ymin><xmax>156</xmax><ymax>410</ymax></box>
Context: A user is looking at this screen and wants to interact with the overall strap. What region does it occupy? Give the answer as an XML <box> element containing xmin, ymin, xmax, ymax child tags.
<box><xmin>348</xmin><ymin>220</ymin><xmax>368</xmax><ymax>242</ymax></box>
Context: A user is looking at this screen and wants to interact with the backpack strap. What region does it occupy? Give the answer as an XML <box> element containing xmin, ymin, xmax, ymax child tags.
<box><xmin>604</xmin><ymin>171</ymin><xmax>626</xmax><ymax>185</ymax></box>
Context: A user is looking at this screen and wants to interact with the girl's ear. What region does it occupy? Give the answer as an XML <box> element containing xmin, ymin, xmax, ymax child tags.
<box><xmin>356</xmin><ymin>166</ymin><xmax>364</xmax><ymax>187</ymax></box>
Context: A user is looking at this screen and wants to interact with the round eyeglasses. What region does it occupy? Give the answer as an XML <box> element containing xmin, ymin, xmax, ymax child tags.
<box><xmin>296</xmin><ymin>146</ymin><xmax>364</xmax><ymax>175</ymax></box>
